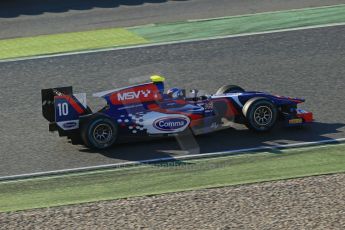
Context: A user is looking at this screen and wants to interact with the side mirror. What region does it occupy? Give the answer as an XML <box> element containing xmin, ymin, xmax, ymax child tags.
<box><xmin>181</xmin><ymin>89</ymin><xmax>186</xmax><ymax>98</ymax></box>
<box><xmin>190</xmin><ymin>89</ymin><xmax>199</xmax><ymax>98</ymax></box>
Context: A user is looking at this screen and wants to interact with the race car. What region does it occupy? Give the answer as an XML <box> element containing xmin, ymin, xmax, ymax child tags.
<box><xmin>41</xmin><ymin>75</ymin><xmax>313</xmax><ymax>149</ymax></box>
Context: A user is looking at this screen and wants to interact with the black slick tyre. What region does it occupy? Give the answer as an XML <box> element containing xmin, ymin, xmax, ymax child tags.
<box><xmin>242</xmin><ymin>97</ymin><xmax>277</xmax><ymax>132</ymax></box>
<box><xmin>216</xmin><ymin>85</ymin><xmax>245</xmax><ymax>94</ymax></box>
<box><xmin>81</xmin><ymin>115</ymin><xmax>117</xmax><ymax>149</ymax></box>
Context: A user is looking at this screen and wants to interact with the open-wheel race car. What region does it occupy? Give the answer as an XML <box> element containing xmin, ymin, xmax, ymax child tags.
<box><xmin>41</xmin><ymin>75</ymin><xmax>313</xmax><ymax>149</ymax></box>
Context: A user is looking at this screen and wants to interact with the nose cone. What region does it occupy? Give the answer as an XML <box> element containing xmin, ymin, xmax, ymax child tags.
<box><xmin>275</xmin><ymin>94</ymin><xmax>305</xmax><ymax>103</ymax></box>
<box><xmin>290</xmin><ymin>97</ymin><xmax>305</xmax><ymax>103</ymax></box>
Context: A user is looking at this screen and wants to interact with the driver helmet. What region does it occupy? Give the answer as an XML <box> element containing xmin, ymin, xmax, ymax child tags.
<box><xmin>167</xmin><ymin>87</ymin><xmax>184</xmax><ymax>99</ymax></box>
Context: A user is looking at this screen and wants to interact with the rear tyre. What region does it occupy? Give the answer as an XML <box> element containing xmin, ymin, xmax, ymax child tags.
<box><xmin>242</xmin><ymin>97</ymin><xmax>277</xmax><ymax>132</ymax></box>
<box><xmin>81</xmin><ymin>115</ymin><xmax>117</xmax><ymax>149</ymax></box>
<box><xmin>216</xmin><ymin>85</ymin><xmax>245</xmax><ymax>94</ymax></box>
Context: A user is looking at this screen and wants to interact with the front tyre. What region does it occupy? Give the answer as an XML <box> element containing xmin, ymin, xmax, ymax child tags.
<box><xmin>216</xmin><ymin>85</ymin><xmax>245</xmax><ymax>95</ymax></box>
<box><xmin>81</xmin><ymin>115</ymin><xmax>117</xmax><ymax>149</ymax></box>
<box><xmin>242</xmin><ymin>97</ymin><xmax>277</xmax><ymax>132</ymax></box>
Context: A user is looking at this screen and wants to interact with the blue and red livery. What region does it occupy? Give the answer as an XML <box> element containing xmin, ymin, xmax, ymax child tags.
<box><xmin>41</xmin><ymin>75</ymin><xmax>313</xmax><ymax>149</ymax></box>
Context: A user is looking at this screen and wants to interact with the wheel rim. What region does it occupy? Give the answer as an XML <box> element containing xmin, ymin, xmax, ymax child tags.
<box><xmin>93</xmin><ymin>123</ymin><xmax>113</xmax><ymax>144</ymax></box>
<box><xmin>253</xmin><ymin>106</ymin><xmax>273</xmax><ymax>126</ymax></box>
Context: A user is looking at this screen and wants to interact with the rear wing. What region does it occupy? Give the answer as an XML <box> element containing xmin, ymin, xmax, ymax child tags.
<box><xmin>41</xmin><ymin>86</ymin><xmax>89</xmax><ymax>131</ymax></box>
<box><xmin>42</xmin><ymin>86</ymin><xmax>73</xmax><ymax>122</ymax></box>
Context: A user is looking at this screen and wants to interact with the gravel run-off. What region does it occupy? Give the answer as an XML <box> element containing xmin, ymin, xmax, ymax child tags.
<box><xmin>0</xmin><ymin>173</ymin><xmax>344</xmax><ymax>229</ymax></box>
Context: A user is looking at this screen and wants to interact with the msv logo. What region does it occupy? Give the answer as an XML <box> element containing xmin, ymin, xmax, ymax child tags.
<box><xmin>117</xmin><ymin>90</ymin><xmax>151</xmax><ymax>101</ymax></box>
<box><xmin>153</xmin><ymin>117</ymin><xmax>189</xmax><ymax>131</ymax></box>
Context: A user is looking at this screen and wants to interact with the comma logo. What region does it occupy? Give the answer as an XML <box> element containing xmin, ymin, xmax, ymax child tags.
<box><xmin>62</xmin><ymin>121</ymin><xmax>78</xmax><ymax>129</ymax></box>
<box><xmin>153</xmin><ymin>117</ymin><xmax>189</xmax><ymax>131</ymax></box>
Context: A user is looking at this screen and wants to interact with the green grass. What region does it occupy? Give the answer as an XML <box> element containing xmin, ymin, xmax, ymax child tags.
<box><xmin>1</xmin><ymin>4</ymin><xmax>345</xmax><ymax>60</ymax></box>
<box><xmin>1</xmin><ymin>144</ymin><xmax>345</xmax><ymax>213</ymax></box>
<box><xmin>0</xmin><ymin>28</ymin><xmax>148</xmax><ymax>60</ymax></box>
<box><xmin>130</xmin><ymin>4</ymin><xmax>345</xmax><ymax>42</ymax></box>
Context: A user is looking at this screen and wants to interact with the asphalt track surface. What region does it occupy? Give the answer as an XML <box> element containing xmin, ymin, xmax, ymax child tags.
<box><xmin>2</xmin><ymin>0</ymin><xmax>345</xmax><ymax>39</ymax></box>
<box><xmin>0</xmin><ymin>25</ymin><xmax>345</xmax><ymax>176</ymax></box>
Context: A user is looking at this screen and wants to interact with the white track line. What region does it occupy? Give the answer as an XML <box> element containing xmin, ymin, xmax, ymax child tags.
<box><xmin>1</xmin><ymin>138</ymin><xmax>344</xmax><ymax>182</ymax></box>
<box><xmin>185</xmin><ymin>3</ymin><xmax>345</xmax><ymax>22</ymax></box>
<box><xmin>1</xmin><ymin>22</ymin><xmax>345</xmax><ymax>64</ymax></box>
